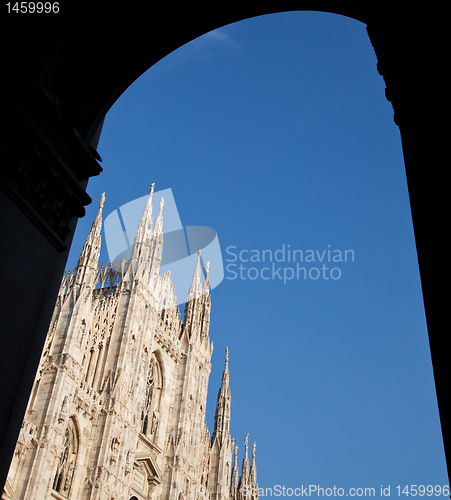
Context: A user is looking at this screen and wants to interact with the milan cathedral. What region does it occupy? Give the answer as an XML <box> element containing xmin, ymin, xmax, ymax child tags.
<box><xmin>3</xmin><ymin>185</ymin><xmax>258</xmax><ymax>500</ymax></box>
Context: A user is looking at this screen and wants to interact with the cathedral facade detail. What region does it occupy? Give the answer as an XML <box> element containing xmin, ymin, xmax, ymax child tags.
<box><xmin>3</xmin><ymin>186</ymin><xmax>258</xmax><ymax>500</ymax></box>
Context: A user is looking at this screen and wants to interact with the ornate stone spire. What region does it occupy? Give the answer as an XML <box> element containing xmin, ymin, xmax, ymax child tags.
<box><xmin>182</xmin><ymin>250</ymin><xmax>213</xmax><ymax>344</ymax></box>
<box><xmin>242</xmin><ymin>434</ymin><xmax>249</xmax><ymax>480</ymax></box>
<box><xmin>249</xmin><ymin>441</ymin><xmax>258</xmax><ymax>493</ymax></box>
<box><xmin>237</xmin><ymin>433</ymin><xmax>250</xmax><ymax>498</ymax></box>
<box><xmin>129</xmin><ymin>183</ymin><xmax>155</xmax><ymax>266</ymax></box>
<box><xmin>212</xmin><ymin>348</ymin><xmax>231</xmax><ymax>442</ymax></box>
<box><xmin>208</xmin><ymin>347</ymin><xmax>233</xmax><ymax>500</ymax></box>
<box><xmin>222</xmin><ymin>347</ymin><xmax>229</xmax><ymax>388</ymax></box>
<box><xmin>74</xmin><ymin>192</ymin><xmax>105</xmax><ymax>289</ymax></box>
<box><xmin>149</xmin><ymin>196</ymin><xmax>164</xmax><ymax>276</ymax></box>
<box><xmin>202</xmin><ymin>261</ymin><xmax>210</xmax><ymax>296</ymax></box>
<box><xmin>230</xmin><ymin>442</ymin><xmax>239</xmax><ymax>498</ymax></box>
<box><xmin>187</xmin><ymin>250</ymin><xmax>203</xmax><ymax>301</ymax></box>
<box><xmin>153</xmin><ymin>196</ymin><xmax>164</xmax><ymax>234</ymax></box>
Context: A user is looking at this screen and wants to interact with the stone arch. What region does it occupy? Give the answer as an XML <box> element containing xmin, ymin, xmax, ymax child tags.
<box><xmin>1</xmin><ymin>3</ymin><xmax>449</xmax><ymax>490</ymax></box>
<box><xmin>24</xmin><ymin>5</ymin><xmax>369</xmax><ymax>151</ymax></box>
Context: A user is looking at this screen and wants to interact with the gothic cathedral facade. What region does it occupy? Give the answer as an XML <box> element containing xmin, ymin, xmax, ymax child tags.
<box><xmin>3</xmin><ymin>186</ymin><xmax>258</xmax><ymax>500</ymax></box>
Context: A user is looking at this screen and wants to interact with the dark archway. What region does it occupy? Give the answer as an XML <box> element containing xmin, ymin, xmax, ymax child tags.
<box><xmin>0</xmin><ymin>2</ymin><xmax>448</xmax><ymax>490</ymax></box>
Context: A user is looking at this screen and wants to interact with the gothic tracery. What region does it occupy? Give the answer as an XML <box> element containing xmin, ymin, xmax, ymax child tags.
<box><xmin>53</xmin><ymin>418</ymin><xmax>78</xmax><ymax>497</ymax></box>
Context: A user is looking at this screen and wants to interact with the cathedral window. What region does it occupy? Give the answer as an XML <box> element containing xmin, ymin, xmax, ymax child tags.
<box><xmin>52</xmin><ymin>418</ymin><xmax>78</xmax><ymax>497</ymax></box>
<box><xmin>141</xmin><ymin>360</ymin><xmax>154</xmax><ymax>434</ymax></box>
<box><xmin>141</xmin><ymin>354</ymin><xmax>163</xmax><ymax>437</ymax></box>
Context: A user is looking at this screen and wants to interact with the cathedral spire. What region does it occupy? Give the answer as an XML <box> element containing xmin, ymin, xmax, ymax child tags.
<box><xmin>212</xmin><ymin>348</ymin><xmax>231</xmax><ymax>443</ymax></box>
<box><xmin>129</xmin><ymin>183</ymin><xmax>155</xmax><ymax>266</ymax></box>
<box><xmin>249</xmin><ymin>441</ymin><xmax>258</xmax><ymax>494</ymax></box>
<box><xmin>149</xmin><ymin>196</ymin><xmax>164</xmax><ymax>275</ymax></box>
<box><xmin>74</xmin><ymin>192</ymin><xmax>105</xmax><ymax>289</ymax></box>
<box><xmin>242</xmin><ymin>434</ymin><xmax>249</xmax><ymax>480</ymax></box>
<box><xmin>182</xmin><ymin>250</ymin><xmax>212</xmax><ymax>345</ymax></box>
<box><xmin>187</xmin><ymin>250</ymin><xmax>203</xmax><ymax>301</ymax></box>
<box><xmin>222</xmin><ymin>347</ymin><xmax>229</xmax><ymax>388</ymax></box>
<box><xmin>237</xmin><ymin>433</ymin><xmax>251</xmax><ymax>499</ymax></box>
<box><xmin>230</xmin><ymin>443</ymin><xmax>239</xmax><ymax>499</ymax></box>
<box><xmin>154</xmin><ymin>196</ymin><xmax>164</xmax><ymax>234</ymax></box>
<box><xmin>208</xmin><ymin>347</ymin><xmax>233</xmax><ymax>499</ymax></box>
<box><xmin>202</xmin><ymin>261</ymin><xmax>210</xmax><ymax>296</ymax></box>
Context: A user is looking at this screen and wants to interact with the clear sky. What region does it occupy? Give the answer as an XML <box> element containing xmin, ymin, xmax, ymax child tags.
<box><xmin>66</xmin><ymin>11</ymin><xmax>448</xmax><ymax>496</ymax></box>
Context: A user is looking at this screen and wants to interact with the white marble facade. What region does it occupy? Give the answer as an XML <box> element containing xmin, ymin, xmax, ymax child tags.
<box><xmin>3</xmin><ymin>186</ymin><xmax>257</xmax><ymax>500</ymax></box>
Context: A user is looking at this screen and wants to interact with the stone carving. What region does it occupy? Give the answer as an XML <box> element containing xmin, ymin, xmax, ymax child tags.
<box><xmin>78</xmin><ymin>319</ymin><xmax>86</xmax><ymax>345</ymax></box>
<box><xmin>151</xmin><ymin>409</ymin><xmax>160</xmax><ymax>435</ymax></box>
<box><xmin>61</xmin><ymin>396</ymin><xmax>69</xmax><ymax>413</ymax></box>
<box><xmin>58</xmin><ymin>395</ymin><xmax>70</xmax><ymax>423</ymax></box>
<box><xmin>111</xmin><ymin>436</ymin><xmax>120</xmax><ymax>452</ymax></box>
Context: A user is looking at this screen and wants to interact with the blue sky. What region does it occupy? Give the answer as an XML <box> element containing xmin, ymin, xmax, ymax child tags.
<box><xmin>66</xmin><ymin>11</ymin><xmax>448</xmax><ymax>495</ymax></box>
